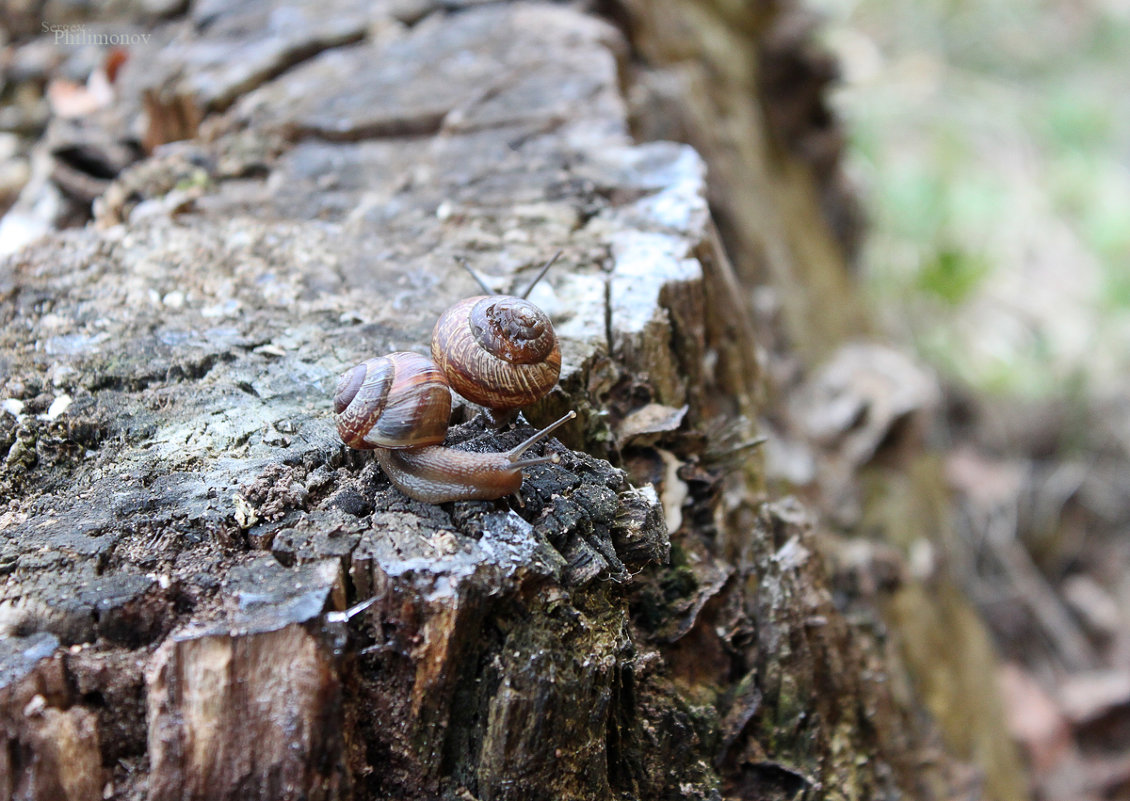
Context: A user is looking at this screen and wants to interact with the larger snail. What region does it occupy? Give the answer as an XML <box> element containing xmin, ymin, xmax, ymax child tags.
<box><xmin>334</xmin><ymin>352</ymin><xmax>573</xmax><ymax>503</ymax></box>
<box><xmin>431</xmin><ymin>253</ymin><xmax>562</xmax><ymax>425</ymax></box>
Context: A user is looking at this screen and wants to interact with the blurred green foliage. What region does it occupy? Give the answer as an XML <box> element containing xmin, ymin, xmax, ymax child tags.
<box><xmin>815</xmin><ymin>0</ymin><xmax>1130</xmax><ymax>395</ymax></box>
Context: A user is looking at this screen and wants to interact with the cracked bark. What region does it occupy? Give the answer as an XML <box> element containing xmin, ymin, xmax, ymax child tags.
<box><xmin>0</xmin><ymin>2</ymin><xmax>1022</xmax><ymax>800</ymax></box>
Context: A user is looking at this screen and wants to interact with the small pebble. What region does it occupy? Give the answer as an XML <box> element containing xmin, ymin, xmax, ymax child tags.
<box><xmin>43</xmin><ymin>393</ymin><xmax>72</xmax><ymax>420</ymax></box>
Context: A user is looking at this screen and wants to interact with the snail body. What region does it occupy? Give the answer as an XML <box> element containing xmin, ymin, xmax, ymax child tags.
<box><xmin>374</xmin><ymin>412</ymin><xmax>574</xmax><ymax>503</ymax></box>
<box><xmin>333</xmin><ymin>351</ymin><xmax>574</xmax><ymax>503</ymax></box>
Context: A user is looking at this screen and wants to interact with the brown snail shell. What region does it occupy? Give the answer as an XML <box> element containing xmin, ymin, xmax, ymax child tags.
<box><xmin>333</xmin><ymin>352</ymin><xmax>451</xmax><ymax>450</ymax></box>
<box><xmin>431</xmin><ymin>295</ymin><xmax>561</xmax><ymax>412</ymax></box>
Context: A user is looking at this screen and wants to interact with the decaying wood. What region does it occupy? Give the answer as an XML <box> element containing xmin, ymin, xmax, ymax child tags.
<box><xmin>1</xmin><ymin>2</ymin><xmax>1022</xmax><ymax>800</ymax></box>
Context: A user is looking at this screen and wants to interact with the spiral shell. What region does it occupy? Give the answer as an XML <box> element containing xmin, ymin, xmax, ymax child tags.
<box><xmin>334</xmin><ymin>352</ymin><xmax>451</xmax><ymax>450</ymax></box>
<box><xmin>431</xmin><ymin>295</ymin><xmax>561</xmax><ymax>412</ymax></box>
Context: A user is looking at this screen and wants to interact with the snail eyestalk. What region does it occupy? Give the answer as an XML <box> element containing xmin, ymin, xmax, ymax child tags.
<box><xmin>520</xmin><ymin>250</ymin><xmax>562</xmax><ymax>300</ymax></box>
<box><xmin>507</xmin><ymin>410</ymin><xmax>576</xmax><ymax>462</ymax></box>
<box><xmin>508</xmin><ymin>453</ymin><xmax>561</xmax><ymax>470</ymax></box>
<box><xmin>454</xmin><ymin>250</ymin><xmax>562</xmax><ymax>300</ymax></box>
<box><xmin>455</xmin><ymin>256</ymin><xmax>498</xmax><ymax>296</ymax></box>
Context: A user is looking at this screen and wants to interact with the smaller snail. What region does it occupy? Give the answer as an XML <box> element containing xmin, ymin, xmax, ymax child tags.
<box><xmin>335</xmin><ymin>352</ymin><xmax>450</xmax><ymax>450</ymax></box>
<box><xmin>431</xmin><ymin>253</ymin><xmax>562</xmax><ymax>424</ymax></box>
<box><xmin>334</xmin><ymin>351</ymin><xmax>575</xmax><ymax>503</ymax></box>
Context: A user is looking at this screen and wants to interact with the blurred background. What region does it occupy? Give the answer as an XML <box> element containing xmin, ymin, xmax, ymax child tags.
<box><xmin>814</xmin><ymin>1</ymin><xmax>1130</xmax><ymax>798</ymax></box>
<box><xmin>819</xmin><ymin>0</ymin><xmax>1130</xmax><ymax>396</ymax></box>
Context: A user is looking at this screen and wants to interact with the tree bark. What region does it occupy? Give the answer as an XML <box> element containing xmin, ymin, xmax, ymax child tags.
<box><xmin>0</xmin><ymin>2</ymin><xmax>1022</xmax><ymax>800</ymax></box>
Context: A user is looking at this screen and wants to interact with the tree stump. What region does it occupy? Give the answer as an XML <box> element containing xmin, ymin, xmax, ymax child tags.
<box><xmin>0</xmin><ymin>2</ymin><xmax>1022</xmax><ymax>800</ymax></box>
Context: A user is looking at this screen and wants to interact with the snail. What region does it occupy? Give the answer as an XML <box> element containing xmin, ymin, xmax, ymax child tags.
<box><xmin>334</xmin><ymin>351</ymin><xmax>575</xmax><ymax>503</ymax></box>
<box><xmin>431</xmin><ymin>253</ymin><xmax>562</xmax><ymax>424</ymax></box>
